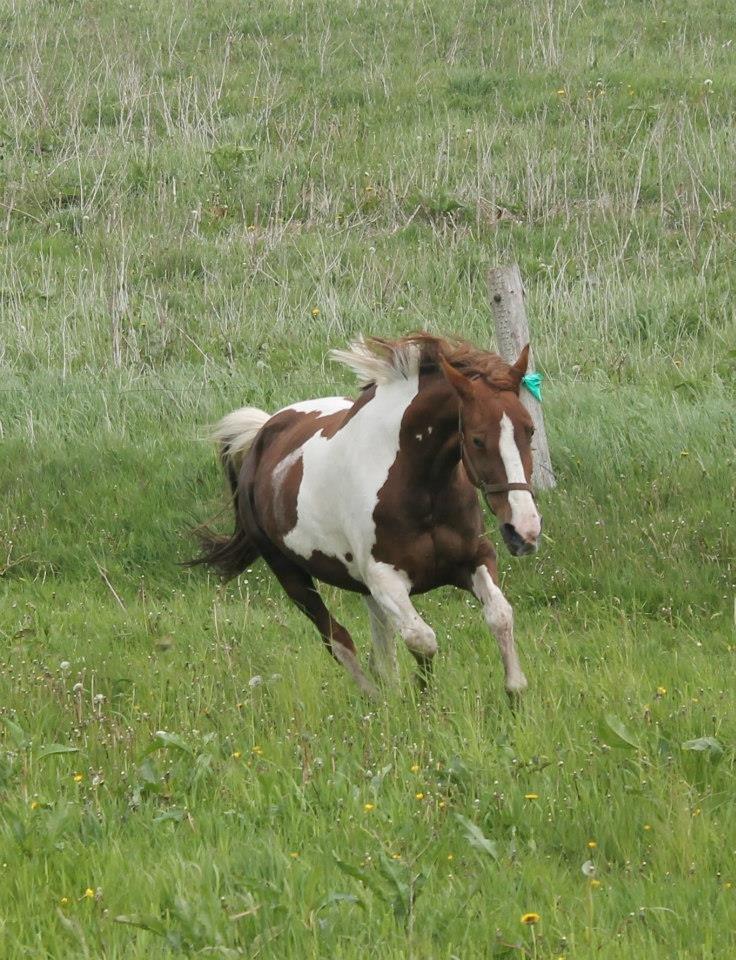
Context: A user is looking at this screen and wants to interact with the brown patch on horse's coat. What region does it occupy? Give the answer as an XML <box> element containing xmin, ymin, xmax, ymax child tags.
<box><xmin>371</xmin><ymin>371</ymin><xmax>487</xmax><ymax>592</ymax></box>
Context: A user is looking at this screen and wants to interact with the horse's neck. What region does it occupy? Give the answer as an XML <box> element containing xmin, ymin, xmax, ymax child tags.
<box><xmin>403</xmin><ymin>377</ymin><xmax>461</xmax><ymax>483</ymax></box>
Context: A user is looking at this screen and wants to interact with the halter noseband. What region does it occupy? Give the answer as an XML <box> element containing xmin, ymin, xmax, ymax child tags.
<box><xmin>457</xmin><ymin>411</ymin><xmax>534</xmax><ymax>499</ymax></box>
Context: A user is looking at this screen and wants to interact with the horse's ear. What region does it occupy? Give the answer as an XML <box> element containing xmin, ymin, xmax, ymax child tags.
<box><xmin>440</xmin><ymin>356</ymin><xmax>475</xmax><ymax>402</ymax></box>
<box><xmin>509</xmin><ymin>344</ymin><xmax>530</xmax><ymax>392</ymax></box>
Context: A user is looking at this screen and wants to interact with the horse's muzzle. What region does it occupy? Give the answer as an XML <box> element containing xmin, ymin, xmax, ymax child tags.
<box><xmin>501</xmin><ymin>523</ymin><xmax>539</xmax><ymax>557</ymax></box>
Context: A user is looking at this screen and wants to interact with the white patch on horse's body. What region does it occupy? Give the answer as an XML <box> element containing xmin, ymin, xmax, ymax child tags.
<box><xmin>415</xmin><ymin>433</ymin><xmax>423</xmax><ymax>442</ymax></box>
<box><xmin>282</xmin><ymin>352</ymin><xmax>421</xmax><ymax>581</ymax></box>
<box><xmin>269</xmin><ymin>400</ymin><xmax>353</xmax><ymax>527</ymax></box>
<box><xmin>498</xmin><ymin>413</ymin><xmax>542</xmax><ymax>545</ymax></box>
<box><xmin>471</xmin><ymin>565</ymin><xmax>527</xmax><ymax>692</ymax></box>
<box><xmin>278</xmin><ymin>397</ymin><xmax>353</xmax><ymax>418</ymax></box>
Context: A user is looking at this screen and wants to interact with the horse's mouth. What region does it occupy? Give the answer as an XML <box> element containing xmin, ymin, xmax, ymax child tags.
<box><xmin>501</xmin><ymin>523</ymin><xmax>538</xmax><ymax>557</ymax></box>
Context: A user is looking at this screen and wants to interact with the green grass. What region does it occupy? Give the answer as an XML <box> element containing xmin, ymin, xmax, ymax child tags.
<box><xmin>1</xmin><ymin>0</ymin><xmax>735</xmax><ymax>956</ymax></box>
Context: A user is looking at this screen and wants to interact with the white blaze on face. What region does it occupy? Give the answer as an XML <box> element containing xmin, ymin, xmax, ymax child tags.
<box><xmin>498</xmin><ymin>413</ymin><xmax>541</xmax><ymax>545</ymax></box>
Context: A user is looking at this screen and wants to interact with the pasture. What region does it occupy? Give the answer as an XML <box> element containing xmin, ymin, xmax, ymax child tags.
<box><xmin>1</xmin><ymin>0</ymin><xmax>734</xmax><ymax>956</ymax></box>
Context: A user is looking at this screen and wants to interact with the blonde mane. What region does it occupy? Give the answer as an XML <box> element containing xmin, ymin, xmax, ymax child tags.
<box><xmin>330</xmin><ymin>333</ymin><xmax>517</xmax><ymax>390</ymax></box>
<box><xmin>329</xmin><ymin>336</ymin><xmax>421</xmax><ymax>387</ymax></box>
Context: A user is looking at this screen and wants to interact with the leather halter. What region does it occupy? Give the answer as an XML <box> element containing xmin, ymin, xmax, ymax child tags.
<box><xmin>458</xmin><ymin>411</ymin><xmax>535</xmax><ymax>499</ymax></box>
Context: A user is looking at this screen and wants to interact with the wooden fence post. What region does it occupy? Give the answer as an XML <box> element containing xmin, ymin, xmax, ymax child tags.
<box><xmin>487</xmin><ymin>264</ymin><xmax>556</xmax><ymax>491</ymax></box>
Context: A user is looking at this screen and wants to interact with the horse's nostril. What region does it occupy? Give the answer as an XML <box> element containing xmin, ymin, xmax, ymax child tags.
<box><xmin>501</xmin><ymin>523</ymin><xmax>537</xmax><ymax>557</ymax></box>
<box><xmin>502</xmin><ymin>523</ymin><xmax>524</xmax><ymax>547</ymax></box>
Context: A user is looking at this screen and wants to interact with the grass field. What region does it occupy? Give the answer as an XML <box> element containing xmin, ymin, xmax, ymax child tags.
<box><xmin>1</xmin><ymin>0</ymin><xmax>735</xmax><ymax>956</ymax></box>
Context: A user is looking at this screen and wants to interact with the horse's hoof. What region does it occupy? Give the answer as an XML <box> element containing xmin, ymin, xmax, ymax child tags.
<box><xmin>506</xmin><ymin>688</ymin><xmax>524</xmax><ymax>712</ymax></box>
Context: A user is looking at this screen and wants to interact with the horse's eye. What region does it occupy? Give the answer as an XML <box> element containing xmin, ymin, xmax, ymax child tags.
<box><xmin>472</xmin><ymin>436</ymin><xmax>484</xmax><ymax>449</ymax></box>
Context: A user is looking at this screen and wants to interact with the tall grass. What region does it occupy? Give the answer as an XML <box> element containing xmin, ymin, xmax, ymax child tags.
<box><xmin>1</xmin><ymin>1</ymin><xmax>734</xmax><ymax>957</ymax></box>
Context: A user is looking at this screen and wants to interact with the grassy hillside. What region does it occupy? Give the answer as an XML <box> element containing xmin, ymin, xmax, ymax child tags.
<box><xmin>1</xmin><ymin>1</ymin><xmax>734</xmax><ymax>957</ymax></box>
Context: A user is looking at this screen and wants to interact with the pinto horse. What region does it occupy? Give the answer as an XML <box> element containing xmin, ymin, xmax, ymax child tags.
<box><xmin>192</xmin><ymin>334</ymin><xmax>542</xmax><ymax>698</ymax></box>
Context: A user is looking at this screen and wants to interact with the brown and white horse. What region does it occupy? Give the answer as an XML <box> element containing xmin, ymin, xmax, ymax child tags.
<box><xmin>192</xmin><ymin>334</ymin><xmax>542</xmax><ymax>699</ymax></box>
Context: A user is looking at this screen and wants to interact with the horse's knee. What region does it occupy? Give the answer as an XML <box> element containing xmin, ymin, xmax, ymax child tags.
<box><xmin>483</xmin><ymin>594</ymin><xmax>513</xmax><ymax>636</ymax></box>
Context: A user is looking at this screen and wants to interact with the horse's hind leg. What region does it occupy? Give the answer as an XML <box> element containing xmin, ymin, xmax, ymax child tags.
<box><xmin>263</xmin><ymin>548</ymin><xmax>378</xmax><ymax>699</ymax></box>
<box><xmin>364</xmin><ymin>597</ymin><xmax>400</xmax><ymax>685</ymax></box>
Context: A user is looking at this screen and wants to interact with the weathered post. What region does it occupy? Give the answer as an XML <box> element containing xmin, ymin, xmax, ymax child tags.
<box><xmin>487</xmin><ymin>264</ymin><xmax>556</xmax><ymax>491</ymax></box>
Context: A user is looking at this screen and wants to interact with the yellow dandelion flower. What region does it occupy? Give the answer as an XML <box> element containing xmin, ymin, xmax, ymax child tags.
<box><xmin>410</xmin><ymin>763</ymin><xmax>420</xmax><ymax>773</ymax></box>
<box><xmin>692</xmin><ymin>807</ymin><xmax>701</xmax><ymax>817</ymax></box>
<box><xmin>587</xmin><ymin>840</ymin><xmax>597</xmax><ymax>849</ymax></box>
<box><xmin>391</xmin><ymin>852</ymin><xmax>401</xmax><ymax>860</ymax></box>
<box><xmin>438</xmin><ymin>800</ymin><xmax>447</xmax><ymax>809</ymax></box>
<box><xmin>73</xmin><ymin>773</ymin><xmax>83</xmax><ymax>783</ymax></box>
<box><xmin>31</xmin><ymin>800</ymin><xmax>41</xmax><ymax>810</ymax></box>
<box><xmin>363</xmin><ymin>802</ymin><xmax>375</xmax><ymax>812</ymax></box>
<box><xmin>415</xmin><ymin>792</ymin><xmax>425</xmax><ymax>800</ymax></box>
<box><xmin>60</xmin><ymin>896</ymin><xmax>70</xmax><ymax>907</ymax></box>
<box><xmin>524</xmin><ymin>792</ymin><xmax>539</xmax><ymax>800</ymax></box>
<box><xmin>643</xmin><ymin>824</ymin><xmax>652</xmax><ymax>831</ymax></box>
<box><xmin>84</xmin><ymin>888</ymin><xmax>95</xmax><ymax>899</ymax></box>
<box><xmin>311</xmin><ymin>307</ymin><xmax>320</xmax><ymax>318</ymax></box>
<box><xmin>232</xmin><ymin>750</ymin><xmax>242</xmax><ymax>759</ymax></box>
<box><xmin>724</xmin><ymin>881</ymin><xmax>733</xmax><ymax>889</ymax></box>
<box><xmin>289</xmin><ymin>851</ymin><xmax>299</xmax><ymax>859</ymax></box>
<box><xmin>556</xmin><ymin>88</ymin><xmax>566</xmax><ymax>97</ymax></box>
<box><xmin>521</xmin><ymin>912</ymin><xmax>541</xmax><ymax>925</ymax></box>
<box><xmin>252</xmin><ymin>745</ymin><xmax>263</xmax><ymax>756</ymax></box>
<box><xmin>657</xmin><ymin>686</ymin><xmax>667</xmax><ymax>696</ymax></box>
<box><xmin>447</xmin><ymin>853</ymin><xmax>454</xmax><ymax>861</ymax></box>
<box><xmin>589</xmin><ymin>878</ymin><xmax>602</xmax><ymax>889</ymax></box>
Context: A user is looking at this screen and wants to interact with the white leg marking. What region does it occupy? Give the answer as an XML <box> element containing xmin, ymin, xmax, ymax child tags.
<box><xmin>499</xmin><ymin>413</ymin><xmax>541</xmax><ymax>545</ymax></box>
<box><xmin>331</xmin><ymin>642</ymin><xmax>379</xmax><ymax>699</ymax></box>
<box><xmin>471</xmin><ymin>565</ymin><xmax>527</xmax><ymax>693</ymax></box>
<box><xmin>364</xmin><ymin>596</ymin><xmax>400</xmax><ymax>684</ymax></box>
<box><xmin>365</xmin><ymin>562</ymin><xmax>437</xmax><ymax>658</ymax></box>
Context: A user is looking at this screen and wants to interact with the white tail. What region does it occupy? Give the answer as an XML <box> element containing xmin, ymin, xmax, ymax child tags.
<box><xmin>212</xmin><ymin>406</ymin><xmax>271</xmax><ymax>469</ymax></box>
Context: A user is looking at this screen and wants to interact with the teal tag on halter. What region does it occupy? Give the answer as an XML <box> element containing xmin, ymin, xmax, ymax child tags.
<box><xmin>522</xmin><ymin>372</ymin><xmax>543</xmax><ymax>401</ymax></box>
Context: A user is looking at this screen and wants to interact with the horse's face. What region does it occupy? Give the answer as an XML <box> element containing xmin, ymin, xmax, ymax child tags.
<box><xmin>442</xmin><ymin>350</ymin><xmax>542</xmax><ymax>557</ymax></box>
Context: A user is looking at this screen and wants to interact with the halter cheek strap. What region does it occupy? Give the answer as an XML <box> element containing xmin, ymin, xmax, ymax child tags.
<box><xmin>457</xmin><ymin>412</ymin><xmax>534</xmax><ymax>499</ymax></box>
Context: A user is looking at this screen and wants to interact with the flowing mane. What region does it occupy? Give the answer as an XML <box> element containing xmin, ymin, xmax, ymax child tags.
<box><xmin>330</xmin><ymin>333</ymin><xmax>519</xmax><ymax>391</ymax></box>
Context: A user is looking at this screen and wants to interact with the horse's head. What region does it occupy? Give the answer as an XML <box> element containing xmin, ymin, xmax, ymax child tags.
<box><xmin>441</xmin><ymin>346</ymin><xmax>542</xmax><ymax>557</ymax></box>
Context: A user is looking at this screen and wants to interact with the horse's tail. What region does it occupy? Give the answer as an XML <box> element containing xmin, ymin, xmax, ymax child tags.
<box><xmin>212</xmin><ymin>406</ymin><xmax>272</xmax><ymax>497</ymax></box>
<box><xmin>187</xmin><ymin>406</ymin><xmax>271</xmax><ymax>579</ymax></box>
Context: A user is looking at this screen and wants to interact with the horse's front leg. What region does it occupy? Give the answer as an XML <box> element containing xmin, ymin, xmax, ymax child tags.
<box><xmin>364</xmin><ymin>597</ymin><xmax>401</xmax><ymax>686</ymax></box>
<box><xmin>364</xmin><ymin>561</ymin><xmax>437</xmax><ymax>688</ymax></box>
<box><xmin>464</xmin><ymin>547</ymin><xmax>528</xmax><ymax>697</ymax></box>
